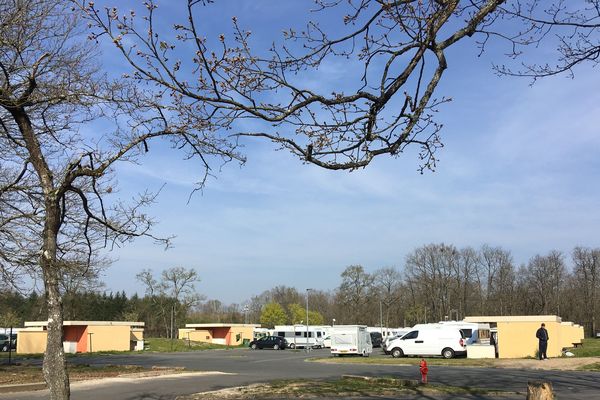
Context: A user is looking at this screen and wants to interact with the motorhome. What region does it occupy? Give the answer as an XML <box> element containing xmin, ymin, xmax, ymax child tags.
<box><xmin>272</xmin><ymin>325</ymin><xmax>327</xmax><ymax>349</ymax></box>
<box><xmin>386</xmin><ymin>324</ymin><xmax>466</xmax><ymax>359</ymax></box>
<box><xmin>330</xmin><ymin>325</ymin><xmax>373</xmax><ymax>357</ymax></box>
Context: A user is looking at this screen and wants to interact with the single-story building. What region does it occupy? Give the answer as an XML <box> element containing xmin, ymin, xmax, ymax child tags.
<box><xmin>178</xmin><ymin>323</ymin><xmax>260</xmax><ymax>346</ymax></box>
<box><xmin>463</xmin><ymin>315</ymin><xmax>584</xmax><ymax>358</ymax></box>
<box><xmin>17</xmin><ymin>321</ymin><xmax>145</xmax><ymax>354</ymax></box>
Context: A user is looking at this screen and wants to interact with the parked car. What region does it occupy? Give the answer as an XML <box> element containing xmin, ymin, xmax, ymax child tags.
<box><xmin>369</xmin><ymin>332</ymin><xmax>383</xmax><ymax>348</ymax></box>
<box><xmin>0</xmin><ymin>334</ymin><xmax>16</xmax><ymax>352</ymax></box>
<box><xmin>248</xmin><ymin>335</ymin><xmax>287</xmax><ymax>350</ymax></box>
<box><xmin>387</xmin><ymin>325</ymin><xmax>466</xmax><ymax>359</ymax></box>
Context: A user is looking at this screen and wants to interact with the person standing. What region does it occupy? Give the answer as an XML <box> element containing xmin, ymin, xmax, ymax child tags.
<box><xmin>536</xmin><ymin>323</ymin><xmax>549</xmax><ymax>360</ymax></box>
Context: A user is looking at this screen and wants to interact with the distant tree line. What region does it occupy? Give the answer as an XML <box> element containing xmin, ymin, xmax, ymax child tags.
<box><xmin>244</xmin><ymin>244</ymin><xmax>600</xmax><ymax>338</ymax></box>
<box><xmin>1</xmin><ymin>244</ymin><xmax>598</xmax><ymax>338</ymax></box>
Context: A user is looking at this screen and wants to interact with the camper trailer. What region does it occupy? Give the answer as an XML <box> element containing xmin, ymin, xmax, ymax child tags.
<box><xmin>330</xmin><ymin>325</ymin><xmax>373</xmax><ymax>357</ymax></box>
<box><xmin>272</xmin><ymin>325</ymin><xmax>327</xmax><ymax>349</ymax></box>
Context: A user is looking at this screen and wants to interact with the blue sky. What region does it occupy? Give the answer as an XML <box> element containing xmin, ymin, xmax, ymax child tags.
<box><xmin>95</xmin><ymin>1</ymin><xmax>600</xmax><ymax>304</ymax></box>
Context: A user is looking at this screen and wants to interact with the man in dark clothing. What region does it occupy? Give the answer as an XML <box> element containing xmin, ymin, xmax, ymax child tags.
<box><xmin>536</xmin><ymin>323</ymin><xmax>549</xmax><ymax>360</ymax></box>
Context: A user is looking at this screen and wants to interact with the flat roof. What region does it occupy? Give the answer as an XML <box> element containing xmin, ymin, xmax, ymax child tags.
<box><xmin>184</xmin><ymin>323</ymin><xmax>261</xmax><ymax>328</ymax></box>
<box><xmin>463</xmin><ymin>315</ymin><xmax>561</xmax><ymax>323</ymax></box>
<box><xmin>25</xmin><ymin>321</ymin><xmax>145</xmax><ymax>327</ymax></box>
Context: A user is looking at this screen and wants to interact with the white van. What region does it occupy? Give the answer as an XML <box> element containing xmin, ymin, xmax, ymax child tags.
<box><xmin>330</xmin><ymin>325</ymin><xmax>373</xmax><ymax>357</ymax></box>
<box><xmin>386</xmin><ymin>325</ymin><xmax>466</xmax><ymax>359</ymax></box>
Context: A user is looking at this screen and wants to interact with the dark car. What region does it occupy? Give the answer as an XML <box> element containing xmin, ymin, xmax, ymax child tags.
<box><xmin>249</xmin><ymin>335</ymin><xmax>287</xmax><ymax>350</ymax></box>
<box><xmin>0</xmin><ymin>334</ymin><xmax>17</xmax><ymax>352</ymax></box>
<box><xmin>370</xmin><ymin>332</ymin><xmax>383</xmax><ymax>348</ymax></box>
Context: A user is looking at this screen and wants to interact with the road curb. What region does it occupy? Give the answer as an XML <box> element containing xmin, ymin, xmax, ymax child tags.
<box><xmin>0</xmin><ymin>382</ymin><xmax>46</xmax><ymax>393</ymax></box>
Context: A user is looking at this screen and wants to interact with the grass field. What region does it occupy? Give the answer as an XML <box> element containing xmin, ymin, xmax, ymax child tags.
<box><xmin>143</xmin><ymin>337</ymin><xmax>243</xmax><ymax>352</ymax></box>
<box><xmin>571</xmin><ymin>338</ymin><xmax>600</xmax><ymax>357</ymax></box>
<box><xmin>312</xmin><ymin>355</ymin><xmax>497</xmax><ymax>367</ymax></box>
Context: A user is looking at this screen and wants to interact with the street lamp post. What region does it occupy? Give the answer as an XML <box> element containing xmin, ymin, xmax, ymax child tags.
<box><xmin>332</xmin><ymin>318</ymin><xmax>336</xmax><ymax>327</ymax></box>
<box><xmin>306</xmin><ymin>288</ymin><xmax>312</xmax><ymax>352</ymax></box>
<box><xmin>379</xmin><ymin>299</ymin><xmax>384</xmax><ymax>336</ymax></box>
<box><xmin>243</xmin><ymin>304</ymin><xmax>249</xmax><ymax>324</ymax></box>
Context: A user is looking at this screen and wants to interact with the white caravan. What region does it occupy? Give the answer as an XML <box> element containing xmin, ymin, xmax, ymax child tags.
<box><xmin>386</xmin><ymin>324</ymin><xmax>466</xmax><ymax>359</ymax></box>
<box><xmin>273</xmin><ymin>325</ymin><xmax>327</xmax><ymax>349</ymax></box>
<box><xmin>253</xmin><ymin>327</ymin><xmax>271</xmax><ymax>340</ymax></box>
<box><xmin>437</xmin><ymin>321</ymin><xmax>491</xmax><ymax>345</ymax></box>
<box><xmin>330</xmin><ymin>325</ymin><xmax>373</xmax><ymax>357</ymax></box>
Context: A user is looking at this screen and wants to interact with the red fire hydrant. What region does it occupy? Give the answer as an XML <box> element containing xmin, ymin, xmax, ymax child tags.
<box><xmin>419</xmin><ymin>358</ymin><xmax>429</xmax><ymax>384</ymax></box>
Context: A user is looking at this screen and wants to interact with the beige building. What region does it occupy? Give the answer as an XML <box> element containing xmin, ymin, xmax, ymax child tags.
<box><xmin>178</xmin><ymin>323</ymin><xmax>259</xmax><ymax>346</ymax></box>
<box><xmin>17</xmin><ymin>321</ymin><xmax>145</xmax><ymax>354</ymax></box>
<box><xmin>464</xmin><ymin>315</ymin><xmax>584</xmax><ymax>358</ymax></box>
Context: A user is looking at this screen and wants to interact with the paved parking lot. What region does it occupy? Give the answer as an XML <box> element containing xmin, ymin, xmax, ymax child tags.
<box><xmin>3</xmin><ymin>348</ymin><xmax>599</xmax><ymax>399</ymax></box>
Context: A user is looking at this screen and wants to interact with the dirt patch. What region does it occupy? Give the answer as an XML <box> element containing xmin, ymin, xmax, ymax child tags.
<box><xmin>177</xmin><ymin>380</ymin><xmax>519</xmax><ymax>400</ymax></box>
<box><xmin>0</xmin><ymin>364</ymin><xmax>186</xmax><ymax>386</ymax></box>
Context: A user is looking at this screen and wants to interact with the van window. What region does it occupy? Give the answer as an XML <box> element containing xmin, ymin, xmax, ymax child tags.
<box><xmin>460</xmin><ymin>329</ymin><xmax>472</xmax><ymax>339</ymax></box>
<box><xmin>402</xmin><ymin>331</ymin><xmax>419</xmax><ymax>340</ymax></box>
<box><xmin>317</xmin><ymin>332</ymin><xmax>322</xmax><ymax>337</ymax></box>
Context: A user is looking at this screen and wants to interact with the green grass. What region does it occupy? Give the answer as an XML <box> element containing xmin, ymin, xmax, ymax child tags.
<box><xmin>2</xmin><ymin>337</ymin><xmax>244</xmax><ymax>360</ymax></box>
<box><xmin>571</xmin><ymin>338</ymin><xmax>600</xmax><ymax>357</ymax></box>
<box><xmin>143</xmin><ymin>337</ymin><xmax>243</xmax><ymax>352</ymax></box>
<box><xmin>577</xmin><ymin>362</ymin><xmax>600</xmax><ymax>371</ymax></box>
<box><xmin>311</xmin><ymin>355</ymin><xmax>496</xmax><ymax>367</ymax></box>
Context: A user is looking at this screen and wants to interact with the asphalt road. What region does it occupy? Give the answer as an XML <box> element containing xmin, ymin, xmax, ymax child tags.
<box><xmin>3</xmin><ymin>348</ymin><xmax>599</xmax><ymax>399</ymax></box>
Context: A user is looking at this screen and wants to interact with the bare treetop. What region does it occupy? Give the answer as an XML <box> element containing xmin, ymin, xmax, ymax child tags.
<box><xmin>83</xmin><ymin>0</ymin><xmax>504</xmax><ymax>172</ymax></box>
<box><xmin>483</xmin><ymin>1</ymin><xmax>600</xmax><ymax>80</ymax></box>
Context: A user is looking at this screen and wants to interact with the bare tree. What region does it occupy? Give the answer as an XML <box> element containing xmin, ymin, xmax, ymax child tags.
<box><xmin>0</xmin><ymin>2</ymin><xmax>238</xmax><ymax>397</ymax></box>
<box><xmin>137</xmin><ymin>267</ymin><xmax>203</xmax><ymax>339</ymax></box>
<box><xmin>374</xmin><ymin>267</ymin><xmax>403</xmax><ymax>327</ymax></box>
<box><xmin>405</xmin><ymin>243</ymin><xmax>458</xmax><ymax>322</ymax></box>
<box><xmin>336</xmin><ymin>265</ymin><xmax>375</xmax><ymax>324</ymax></box>
<box><xmin>476</xmin><ymin>245</ymin><xmax>514</xmax><ymax>314</ymax></box>
<box><xmin>453</xmin><ymin>247</ymin><xmax>479</xmax><ymax>318</ymax></box>
<box><xmin>487</xmin><ymin>1</ymin><xmax>600</xmax><ymax>80</ymax></box>
<box><xmin>83</xmin><ymin>0</ymin><xmax>505</xmax><ymax>173</ymax></box>
<box><xmin>572</xmin><ymin>247</ymin><xmax>600</xmax><ymax>336</ymax></box>
<box><xmin>522</xmin><ymin>251</ymin><xmax>566</xmax><ymax>314</ymax></box>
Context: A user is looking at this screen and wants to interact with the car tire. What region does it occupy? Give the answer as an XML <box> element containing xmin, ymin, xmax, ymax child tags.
<box><xmin>289</xmin><ymin>343</ymin><xmax>296</xmax><ymax>349</ymax></box>
<box><xmin>251</xmin><ymin>343</ymin><xmax>257</xmax><ymax>350</ymax></box>
<box><xmin>1</xmin><ymin>345</ymin><xmax>7</xmax><ymax>352</ymax></box>
<box><xmin>391</xmin><ymin>348</ymin><xmax>404</xmax><ymax>358</ymax></box>
<box><xmin>273</xmin><ymin>344</ymin><xmax>280</xmax><ymax>350</ymax></box>
<box><xmin>442</xmin><ymin>347</ymin><xmax>455</xmax><ymax>359</ymax></box>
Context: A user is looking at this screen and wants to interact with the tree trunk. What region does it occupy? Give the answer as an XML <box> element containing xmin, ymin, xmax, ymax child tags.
<box><xmin>41</xmin><ymin>214</ymin><xmax>70</xmax><ymax>400</ymax></box>
<box><xmin>11</xmin><ymin>107</ymin><xmax>71</xmax><ymax>400</ymax></box>
<box><xmin>43</xmin><ymin>267</ymin><xmax>70</xmax><ymax>400</ymax></box>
